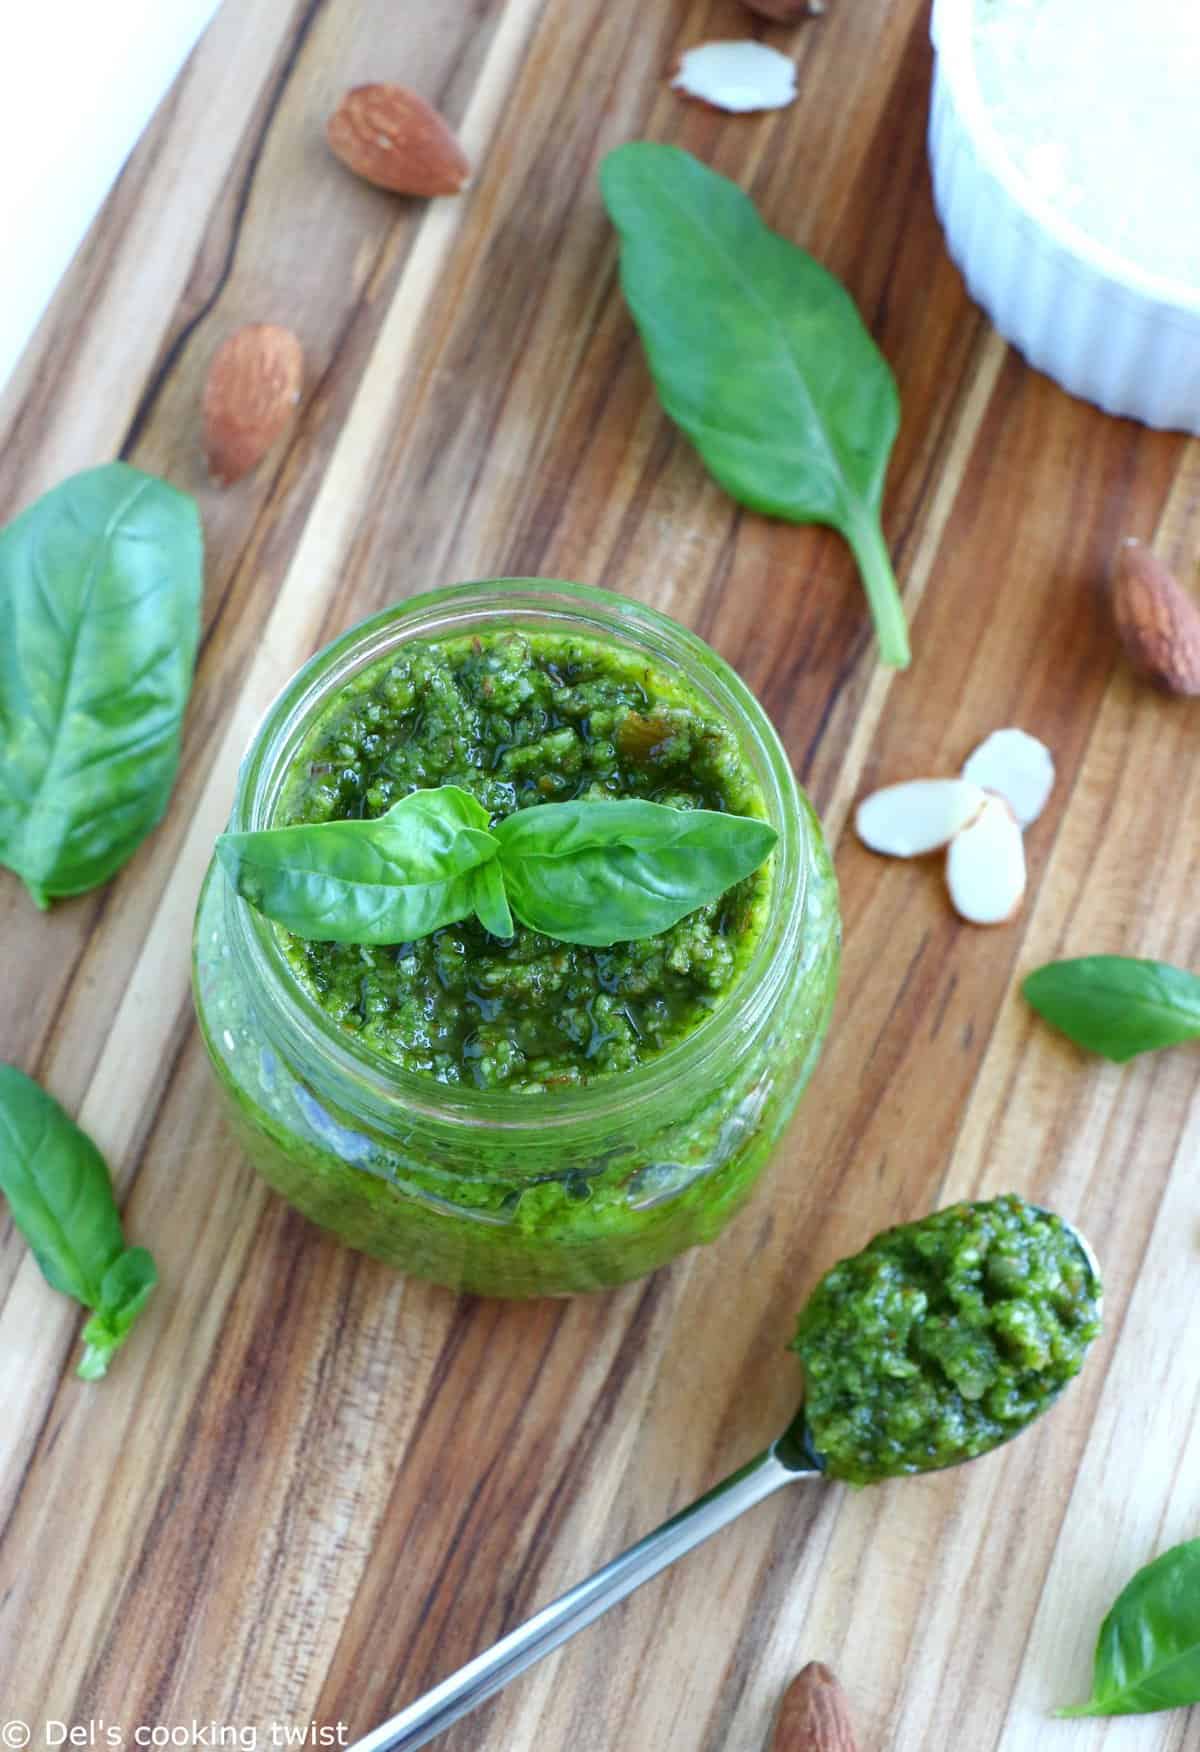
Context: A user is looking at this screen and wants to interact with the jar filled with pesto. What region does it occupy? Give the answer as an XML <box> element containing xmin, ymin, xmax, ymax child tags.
<box><xmin>192</xmin><ymin>580</ymin><xmax>840</xmax><ymax>1296</ymax></box>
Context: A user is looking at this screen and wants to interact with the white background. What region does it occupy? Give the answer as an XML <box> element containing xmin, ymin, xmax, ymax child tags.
<box><xmin>0</xmin><ymin>0</ymin><xmax>222</xmax><ymax>394</ymax></box>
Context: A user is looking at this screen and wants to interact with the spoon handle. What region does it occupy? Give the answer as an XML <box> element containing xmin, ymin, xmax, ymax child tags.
<box><xmin>348</xmin><ymin>1446</ymin><xmax>809</xmax><ymax>1751</ymax></box>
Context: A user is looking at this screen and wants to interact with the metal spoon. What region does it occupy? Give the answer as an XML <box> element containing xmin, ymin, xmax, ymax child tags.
<box><xmin>347</xmin><ymin>1217</ymin><xmax>1101</xmax><ymax>1752</ymax></box>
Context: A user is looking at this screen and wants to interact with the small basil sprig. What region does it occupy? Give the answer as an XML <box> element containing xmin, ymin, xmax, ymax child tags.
<box><xmin>1023</xmin><ymin>956</ymin><xmax>1200</xmax><ymax>1062</ymax></box>
<box><xmin>217</xmin><ymin>785</ymin><xmax>775</xmax><ymax>948</ymax></box>
<box><xmin>1060</xmin><ymin>1540</ymin><xmax>1200</xmax><ymax>1716</ymax></box>
<box><xmin>0</xmin><ymin>462</ymin><xmax>204</xmax><ymax>907</ymax></box>
<box><xmin>0</xmin><ymin>1063</ymin><xmax>157</xmax><ymax>1380</ymax></box>
<box><xmin>600</xmin><ymin>143</ymin><xmax>909</xmax><ymax>669</ymax></box>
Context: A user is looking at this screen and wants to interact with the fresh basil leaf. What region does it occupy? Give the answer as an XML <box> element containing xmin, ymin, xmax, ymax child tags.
<box><xmin>0</xmin><ymin>1062</ymin><xmax>124</xmax><ymax>1304</ymax></box>
<box><xmin>1060</xmin><ymin>1540</ymin><xmax>1200</xmax><ymax>1716</ymax></box>
<box><xmin>0</xmin><ymin>1062</ymin><xmax>157</xmax><ymax>1379</ymax></box>
<box><xmin>601</xmin><ymin>143</ymin><xmax>909</xmax><ymax>669</ymax></box>
<box><xmin>470</xmin><ymin>857</ymin><xmax>515</xmax><ymax>939</ymax></box>
<box><xmin>0</xmin><ymin>462</ymin><xmax>204</xmax><ymax>906</ymax></box>
<box><xmin>1023</xmin><ymin>957</ymin><xmax>1200</xmax><ymax>1062</ymax></box>
<box><xmin>218</xmin><ymin>784</ymin><xmax>501</xmax><ymax>944</ymax></box>
<box><xmin>79</xmin><ymin>1246</ymin><xmax>159</xmax><ymax>1381</ymax></box>
<box><xmin>494</xmin><ymin>797</ymin><xmax>776</xmax><ymax>947</ymax></box>
<box><xmin>221</xmin><ymin>789</ymin><xmax>774</xmax><ymax>949</ymax></box>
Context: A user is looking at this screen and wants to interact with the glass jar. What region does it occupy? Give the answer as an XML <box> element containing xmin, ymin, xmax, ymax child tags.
<box><xmin>192</xmin><ymin>580</ymin><xmax>840</xmax><ymax>1297</ymax></box>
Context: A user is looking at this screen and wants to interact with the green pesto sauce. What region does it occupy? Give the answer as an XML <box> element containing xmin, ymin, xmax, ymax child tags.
<box><xmin>274</xmin><ymin>629</ymin><xmax>770</xmax><ymax>1091</ymax></box>
<box><xmin>791</xmin><ymin>1196</ymin><xmax>1102</xmax><ymax>1485</ymax></box>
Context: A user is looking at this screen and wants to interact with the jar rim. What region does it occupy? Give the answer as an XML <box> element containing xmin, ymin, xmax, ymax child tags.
<box><xmin>225</xmin><ymin>579</ymin><xmax>810</xmax><ymax>1132</ymax></box>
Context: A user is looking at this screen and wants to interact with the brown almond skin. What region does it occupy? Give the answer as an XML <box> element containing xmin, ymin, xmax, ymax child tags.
<box><xmin>1111</xmin><ymin>539</ymin><xmax>1200</xmax><ymax>696</ymax></box>
<box><xmin>744</xmin><ymin>0</ymin><xmax>827</xmax><ymax>19</ymax></box>
<box><xmin>203</xmin><ymin>324</ymin><xmax>303</xmax><ymax>487</ymax></box>
<box><xmin>771</xmin><ymin>1663</ymin><xmax>859</xmax><ymax>1752</ymax></box>
<box><xmin>326</xmin><ymin>84</ymin><xmax>470</xmax><ymax>197</ymax></box>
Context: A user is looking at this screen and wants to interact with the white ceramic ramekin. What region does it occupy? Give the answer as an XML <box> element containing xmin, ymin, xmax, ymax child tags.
<box><xmin>928</xmin><ymin>0</ymin><xmax>1200</xmax><ymax>433</ymax></box>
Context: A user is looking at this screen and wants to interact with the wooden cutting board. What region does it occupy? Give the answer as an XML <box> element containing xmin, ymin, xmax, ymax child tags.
<box><xmin>2</xmin><ymin>3</ymin><xmax>1198</xmax><ymax>1749</ymax></box>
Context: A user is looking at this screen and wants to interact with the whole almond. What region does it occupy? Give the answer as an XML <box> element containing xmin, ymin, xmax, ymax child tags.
<box><xmin>1111</xmin><ymin>538</ymin><xmax>1200</xmax><ymax>696</ymax></box>
<box><xmin>326</xmin><ymin>84</ymin><xmax>470</xmax><ymax>197</ymax></box>
<box><xmin>203</xmin><ymin>324</ymin><xmax>303</xmax><ymax>487</ymax></box>
<box><xmin>771</xmin><ymin>1663</ymin><xmax>858</xmax><ymax>1752</ymax></box>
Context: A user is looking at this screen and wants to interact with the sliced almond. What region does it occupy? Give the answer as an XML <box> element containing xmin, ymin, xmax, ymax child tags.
<box><xmin>961</xmin><ymin>727</ymin><xmax>1055</xmax><ymax>827</ymax></box>
<box><xmin>326</xmin><ymin>84</ymin><xmax>471</xmax><ymax>197</ymax></box>
<box><xmin>945</xmin><ymin>794</ymin><xmax>1026</xmax><ymax>925</ymax></box>
<box><xmin>855</xmin><ymin>778</ymin><xmax>987</xmax><ymax>859</ymax></box>
<box><xmin>671</xmin><ymin>41</ymin><xmax>798</xmax><ymax>113</ymax></box>
<box><xmin>744</xmin><ymin>0</ymin><xmax>827</xmax><ymax>18</ymax></box>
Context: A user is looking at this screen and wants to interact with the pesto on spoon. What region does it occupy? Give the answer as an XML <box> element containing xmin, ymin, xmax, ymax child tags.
<box><xmin>346</xmin><ymin>1196</ymin><xmax>1102</xmax><ymax>1752</ymax></box>
<box><xmin>792</xmin><ymin>1196</ymin><xmax>1100</xmax><ymax>1485</ymax></box>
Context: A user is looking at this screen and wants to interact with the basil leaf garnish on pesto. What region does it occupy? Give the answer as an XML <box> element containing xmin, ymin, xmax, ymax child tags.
<box><xmin>0</xmin><ymin>462</ymin><xmax>203</xmax><ymax>907</ymax></box>
<box><xmin>1059</xmin><ymin>1540</ymin><xmax>1200</xmax><ymax>1717</ymax></box>
<box><xmin>1023</xmin><ymin>956</ymin><xmax>1200</xmax><ymax>1062</ymax></box>
<box><xmin>219</xmin><ymin>787</ymin><xmax>775</xmax><ymax>950</ymax></box>
<box><xmin>217</xmin><ymin>785</ymin><xmax>501</xmax><ymax>944</ymax></box>
<box><xmin>0</xmin><ymin>1062</ymin><xmax>158</xmax><ymax>1380</ymax></box>
<box><xmin>600</xmin><ymin>143</ymin><xmax>909</xmax><ymax>669</ymax></box>
<box><xmin>468</xmin><ymin>856</ymin><xmax>515</xmax><ymax>940</ymax></box>
<box><xmin>791</xmin><ymin>1196</ymin><xmax>1101</xmax><ymax>1485</ymax></box>
<box><xmin>493</xmin><ymin>798</ymin><xmax>776</xmax><ymax>947</ymax></box>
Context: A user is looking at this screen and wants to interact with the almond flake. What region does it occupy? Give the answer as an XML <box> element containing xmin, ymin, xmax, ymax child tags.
<box><xmin>855</xmin><ymin>778</ymin><xmax>987</xmax><ymax>859</ymax></box>
<box><xmin>961</xmin><ymin>728</ymin><xmax>1055</xmax><ymax>827</ymax></box>
<box><xmin>671</xmin><ymin>41</ymin><xmax>798</xmax><ymax>113</ymax></box>
<box><xmin>945</xmin><ymin>794</ymin><xmax>1026</xmax><ymax>925</ymax></box>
